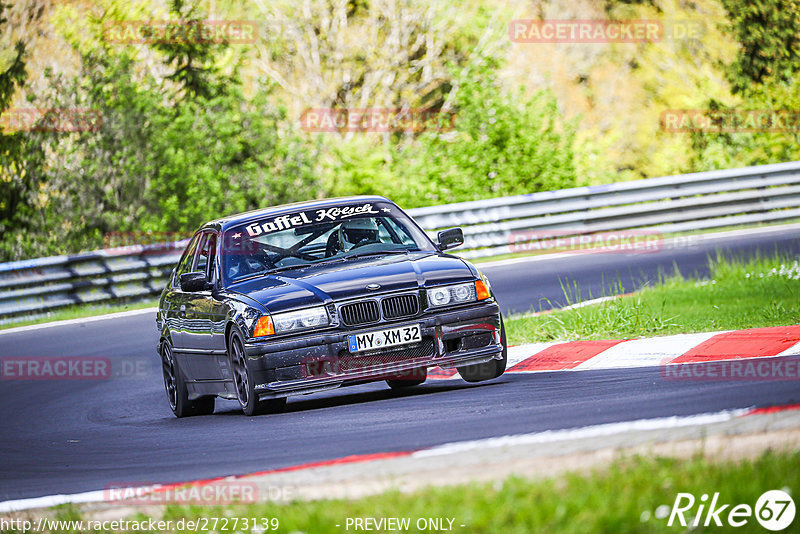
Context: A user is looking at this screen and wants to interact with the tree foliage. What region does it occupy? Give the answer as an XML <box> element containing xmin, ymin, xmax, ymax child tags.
<box><xmin>0</xmin><ymin>1</ymin><xmax>320</xmax><ymax>261</ymax></box>
<box><xmin>686</xmin><ymin>0</ymin><xmax>800</xmax><ymax>171</ymax></box>
<box><xmin>250</xmin><ymin>0</ymin><xmax>494</xmax><ymax>120</ymax></box>
<box><xmin>0</xmin><ymin>0</ymin><xmax>46</xmax><ymax>260</ymax></box>
<box><xmin>402</xmin><ymin>58</ymin><xmax>577</xmax><ymax>205</ymax></box>
<box><xmin>4</xmin><ymin>0</ymin><xmax>800</xmax><ymax>260</ymax></box>
<box><xmin>722</xmin><ymin>0</ymin><xmax>800</xmax><ymax>94</ymax></box>
<box><xmin>324</xmin><ymin>57</ymin><xmax>577</xmax><ymax>207</ymax></box>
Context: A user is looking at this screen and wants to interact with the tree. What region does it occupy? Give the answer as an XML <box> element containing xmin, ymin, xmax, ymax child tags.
<box><xmin>249</xmin><ymin>0</ymin><xmax>495</xmax><ymax>124</ymax></box>
<box><xmin>722</xmin><ymin>0</ymin><xmax>800</xmax><ymax>94</ymax></box>
<box><xmin>685</xmin><ymin>0</ymin><xmax>800</xmax><ymax>171</ymax></box>
<box><xmin>0</xmin><ymin>0</ymin><xmax>47</xmax><ymax>260</ymax></box>
<box><xmin>0</xmin><ymin>0</ymin><xmax>321</xmax><ymax>261</ymax></box>
<box><xmin>147</xmin><ymin>0</ymin><xmax>232</xmax><ymax>99</ymax></box>
<box><xmin>402</xmin><ymin>58</ymin><xmax>577</xmax><ymax>206</ymax></box>
<box><xmin>326</xmin><ymin>57</ymin><xmax>577</xmax><ymax>207</ymax></box>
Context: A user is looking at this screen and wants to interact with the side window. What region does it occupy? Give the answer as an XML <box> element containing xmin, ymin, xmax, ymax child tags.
<box><xmin>174</xmin><ymin>233</ymin><xmax>201</xmax><ymax>286</ymax></box>
<box><xmin>195</xmin><ymin>233</ymin><xmax>217</xmax><ymax>282</ymax></box>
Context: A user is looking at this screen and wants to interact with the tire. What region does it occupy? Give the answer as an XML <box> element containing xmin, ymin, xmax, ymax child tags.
<box><xmin>228</xmin><ymin>328</ymin><xmax>287</xmax><ymax>416</ymax></box>
<box><xmin>161</xmin><ymin>339</ymin><xmax>215</xmax><ymax>417</ymax></box>
<box><xmin>457</xmin><ymin>316</ymin><xmax>508</xmax><ymax>383</ymax></box>
<box><xmin>386</xmin><ymin>367</ymin><xmax>427</xmax><ymax>389</ymax></box>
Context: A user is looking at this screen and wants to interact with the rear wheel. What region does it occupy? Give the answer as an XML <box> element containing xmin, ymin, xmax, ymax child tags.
<box><xmin>229</xmin><ymin>329</ymin><xmax>287</xmax><ymax>416</ymax></box>
<box><xmin>161</xmin><ymin>339</ymin><xmax>215</xmax><ymax>417</ymax></box>
<box><xmin>457</xmin><ymin>317</ymin><xmax>507</xmax><ymax>383</ymax></box>
<box><xmin>386</xmin><ymin>367</ymin><xmax>427</xmax><ymax>389</ymax></box>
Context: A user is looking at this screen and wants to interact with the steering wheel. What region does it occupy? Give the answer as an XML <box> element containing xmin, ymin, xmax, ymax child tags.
<box><xmin>227</xmin><ymin>256</ymin><xmax>269</xmax><ymax>279</ymax></box>
<box><xmin>325</xmin><ymin>232</ymin><xmax>341</xmax><ymax>257</ymax></box>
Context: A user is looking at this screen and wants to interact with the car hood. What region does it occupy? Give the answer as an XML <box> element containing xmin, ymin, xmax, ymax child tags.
<box><xmin>229</xmin><ymin>252</ymin><xmax>474</xmax><ymax>312</ymax></box>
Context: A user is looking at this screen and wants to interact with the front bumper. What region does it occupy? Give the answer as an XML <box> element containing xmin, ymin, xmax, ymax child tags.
<box><xmin>244</xmin><ymin>300</ymin><xmax>503</xmax><ymax>399</ymax></box>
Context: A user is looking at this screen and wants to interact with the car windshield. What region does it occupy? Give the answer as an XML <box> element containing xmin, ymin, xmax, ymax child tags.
<box><xmin>221</xmin><ymin>201</ymin><xmax>435</xmax><ymax>285</ymax></box>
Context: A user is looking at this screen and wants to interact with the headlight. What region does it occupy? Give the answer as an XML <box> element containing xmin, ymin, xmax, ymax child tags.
<box><xmin>427</xmin><ymin>281</ymin><xmax>485</xmax><ymax>308</ymax></box>
<box><xmin>271</xmin><ymin>306</ymin><xmax>330</xmax><ymax>334</ymax></box>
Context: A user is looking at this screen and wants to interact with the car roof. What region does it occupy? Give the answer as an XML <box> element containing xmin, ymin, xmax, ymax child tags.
<box><xmin>201</xmin><ymin>195</ymin><xmax>394</xmax><ymax>232</ymax></box>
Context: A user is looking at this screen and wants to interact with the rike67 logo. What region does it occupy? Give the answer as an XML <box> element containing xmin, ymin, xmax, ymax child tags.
<box><xmin>666</xmin><ymin>490</ymin><xmax>795</xmax><ymax>531</ymax></box>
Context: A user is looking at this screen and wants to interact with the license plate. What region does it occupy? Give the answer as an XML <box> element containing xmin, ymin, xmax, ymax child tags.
<box><xmin>348</xmin><ymin>324</ymin><xmax>422</xmax><ymax>353</ymax></box>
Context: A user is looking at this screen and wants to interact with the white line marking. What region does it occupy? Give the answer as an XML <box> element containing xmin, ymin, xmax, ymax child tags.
<box><xmin>509</xmin><ymin>294</ymin><xmax>631</xmax><ymax>319</ymax></box>
<box><xmin>0</xmin><ymin>489</ymin><xmax>108</xmax><ymax>513</ymax></box>
<box><xmin>559</xmin><ymin>295</ymin><xmax>625</xmax><ymax>310</ymax></box>
<box><xmin>412</xmin><ymin>409</ymin><xmax>751</xmax><ymax>458</ymax></box>
<box><xmin>0</xmin><ymin>307</ymin><xmax>158</xmax><ymax>336</ymax></box>
<box><xmin>777</xmin><ymin>340</ymin><xmax>800</xmax><ymax>357</ymax></box>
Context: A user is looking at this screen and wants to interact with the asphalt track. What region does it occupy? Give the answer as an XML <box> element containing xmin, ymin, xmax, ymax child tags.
<box><xmin>1</xmin><ymin>225</ymin><xmax>798</xmax><ymax>502</ymax></box>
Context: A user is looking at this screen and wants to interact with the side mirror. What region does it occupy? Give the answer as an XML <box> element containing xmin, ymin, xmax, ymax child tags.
<box><xmin>180</xmin><ymin>272</ymin><xmax>210</xmax><ymax>292</ymax></box>
<box><xmin>437</xmin><ymin>227</ymin><xmax>464</xmax><ymax>251</ymax></box>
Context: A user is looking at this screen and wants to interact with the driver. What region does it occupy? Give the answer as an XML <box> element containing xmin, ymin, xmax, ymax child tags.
<box><xmin>225</xmin><ymin>254</ymin><xmax>250</xmax><ymax>280</ymax></box>
<box><xmin>338</xmin><ymin>218</ymin><xmax>380</xmax><ymax>252</ymax></box>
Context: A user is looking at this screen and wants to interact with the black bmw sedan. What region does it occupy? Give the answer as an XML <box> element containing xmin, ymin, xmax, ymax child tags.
<box><xmin>157</xmin><ymin>196</ymin><xmax>506</xmax><ymax>416</ymax></box>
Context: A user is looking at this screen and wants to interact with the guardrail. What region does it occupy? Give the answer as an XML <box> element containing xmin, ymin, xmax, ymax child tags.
<box><xmin>2</xmin><ymin>160</ymin><xmax>800</xmax><ymax>323</ymax></box>
<box><xmin>411</xmin><ymin>160</ymin><xmax>800</xmax><ymax>258</ymax></box>
<box><xmin>0</xmin><ymin>244</ymin><xmax>184</xmax><ymax>323</ymax></box>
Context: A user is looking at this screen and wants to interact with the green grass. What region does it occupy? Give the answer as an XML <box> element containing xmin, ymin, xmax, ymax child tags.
<box><xmin>26</xmin><ymin>450</ymin><xmax>799</xmax><ymax>533</ymax></box>
<box><xmin>505</xmin><ymin>253</ymin><xmax>800</xmax><ymax>344</ymax></box>
<box><xmin>0</xmin><ymin>298</ymin><xmax>158</xmax><ymax>330</ymax></box>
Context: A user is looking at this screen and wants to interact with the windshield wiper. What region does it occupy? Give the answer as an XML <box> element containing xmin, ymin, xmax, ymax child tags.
<box><xmin>263</xmin><ymin>263</ymin><xmax>312</xmax><ymax>275</ymax></box>
<box><xmin>310</xmin><ymin>257</ymin><xmax>348</xmax><ymax>267</ymax></box>
<box><xmin>344</xmin><ymin>249</ymin><xmax>411</xmax><ymax>261</ymax></box>
<box><xmin>231</xmin><ymin>264</ymin><xmax>304</xmax><ymax>283</ymax></box>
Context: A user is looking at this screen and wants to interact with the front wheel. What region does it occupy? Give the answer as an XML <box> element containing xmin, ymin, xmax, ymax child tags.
<box><xmin>229</xmin><ymin>329</ymin><xmax>287</xmax><ymax>416</ymax></box>
<box><xmin>457</xmin><ymin>317</ymin><xmax>507</xmax><ymax>383</ymax></box>
<box><xmin>161</xmin><ymin>339</ymin><xmax>215</xmax><ymax>417</ymax></box>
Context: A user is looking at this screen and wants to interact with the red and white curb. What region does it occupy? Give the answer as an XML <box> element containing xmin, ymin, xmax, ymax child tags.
<box><xmin>428</xmin><ymin>325</ymin><xmax>800</xmax><ymax>379</ymax></box>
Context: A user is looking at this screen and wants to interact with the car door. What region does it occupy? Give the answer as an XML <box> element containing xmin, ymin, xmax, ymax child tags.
<box><xmin>165</xmin><ymin>232</ymin><xmax>201</xmax><ymax>350</ymax></box>
<box><xmin>181</xmin><ymin>231</ymin><xmax>228</xmax><ymax>380</ymax></box>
